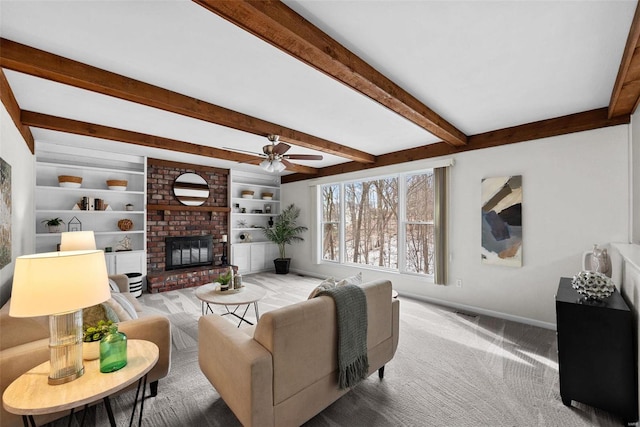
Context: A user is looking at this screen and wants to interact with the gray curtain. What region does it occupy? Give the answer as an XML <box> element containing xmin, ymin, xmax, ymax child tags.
<box><xmin>434</xmin><ymin>167</ymin><xmax>448</xmax><ymax>285</ymax></box>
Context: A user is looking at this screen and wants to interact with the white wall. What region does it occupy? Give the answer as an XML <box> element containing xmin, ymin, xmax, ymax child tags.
<box><xmin>283</xmin><ymin>125</ymin><xmax>630</xmax><ymax>327</ymax></box>
<box><xmin>632</xmin><ymin>111</ymin><xmax>640</xmax><ymax>244</ymax></box>
<box><xmin>0</xmin><ymin>105</ymin><xmax>35</xmax><ymax>305</ymax></box>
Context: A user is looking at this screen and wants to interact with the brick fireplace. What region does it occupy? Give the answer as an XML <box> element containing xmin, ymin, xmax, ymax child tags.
<box><xmin>146</xmin><ymin>159</ymin><xmax>231</xmax><ymax>293</ymax></box>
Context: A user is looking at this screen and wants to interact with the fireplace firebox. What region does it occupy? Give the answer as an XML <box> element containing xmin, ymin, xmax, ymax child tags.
<box><xmin>165</xmin><ymin>235</ymin><xmax>213</xmax><ymax>270</ymax></box>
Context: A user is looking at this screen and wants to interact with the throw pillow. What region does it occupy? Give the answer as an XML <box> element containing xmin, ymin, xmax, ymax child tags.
<box><xmin>308</xmin><ymin>277</ymin><xmax>336</xmax><ymax>299</ymax></box>
<box><xmin>83</xmin><ymin>303</ymin><xmax>120</xmax><ymax>327</ymax></box>
<box><xmin>336</xmin><ymin>272</ymin><xmax>363</xmax><ymax>287</ymax></box>
<box><xmin>110</xmin><ymin>293</ymin><xmax>139</xmax><ymax>320</ymax></box>
<box><xmin>102</xmin><ymin>303</ymin><xmax>120</xmax><ymax>323</ymax></box>
<box><xmin>108</xmin><ymin>278</ymin><xmax>120</xmax><ymax>293</ymax></box>
<box><xmin>83</xmin><ymin>304</ymin><xmax>108</xmax><ymax>327</ymax></box>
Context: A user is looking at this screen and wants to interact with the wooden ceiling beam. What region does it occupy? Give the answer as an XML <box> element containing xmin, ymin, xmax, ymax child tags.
<box><xmin>0</xmin><ymin>69</ymin><xmax>34</xmax><ymax>153</ymax></box>
<box><xmin>0</xmin><ymin>38</ymin><xmax>373</xmax><ymax>164</ymax></box>
<box><xmin>609</xmin><ymin>1</ymin><xmax>640</xmax><ymax>118</ymax></box>
<box><xmin>193</xmin><ymin>0</ymin><xmax>468</xmax><ymax>147</ymax></box>
<box><xmin>21</xmin><ymin>110</ymin><xmax>317</xmax><ymax>175</ymax></box>
<box><xmin>283</xmin><ymin>108</ymin><xmax>629</xmax><ymax>183</ymax></box>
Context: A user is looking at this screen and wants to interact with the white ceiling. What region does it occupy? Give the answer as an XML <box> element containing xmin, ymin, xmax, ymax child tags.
<box><xmin>0</xmin><ymin>0</ymin><xmax>636</xmax><ymax>175</ymax></box>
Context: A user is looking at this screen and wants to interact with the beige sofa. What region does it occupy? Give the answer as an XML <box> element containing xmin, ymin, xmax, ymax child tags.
<box><xmin>198</xmin><ymin>278</ymin><xmax>399</xmax><ymax>427</ymax></box>
<box><xmin>0</xmin><ymin>274</ymin><xmax>171</xmax><ymax>427</ymax></box>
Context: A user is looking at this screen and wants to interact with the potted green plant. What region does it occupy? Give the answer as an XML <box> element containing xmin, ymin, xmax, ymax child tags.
<box><xmin>42</xmin><ymin>217</ymin><xmax>64</xmax><ymax>233</ymax></box>
<box><xmin>82</xmin><ymin>319</ymin><xmax>114</xmax><ymax>360</ymax></box>
<box><xmin>260</xmin><ymin>203</ymin><xmax>308</xmax><ymax>274</ymax></box>
<box><xmin>217</xmin><ymin>269</ymin><xmax>233</xmax><ymax>291</ymax></box>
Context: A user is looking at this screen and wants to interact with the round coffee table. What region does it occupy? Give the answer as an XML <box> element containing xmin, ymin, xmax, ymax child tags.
<box><xmin>195</xmin><ymin>283</ymin><xmax>267</xmax><ymax>327</ymax></box>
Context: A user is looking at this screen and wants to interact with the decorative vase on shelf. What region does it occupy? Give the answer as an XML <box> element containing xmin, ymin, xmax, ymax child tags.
<box><xmin>268</xmin><ymin>217</ymin><xmax>274</xmax><ymax>227</ymax></box>
<box><xmin>100</xmin><ymin>325</ymin><xmax>127</xmax><ymax>373</ymax></box>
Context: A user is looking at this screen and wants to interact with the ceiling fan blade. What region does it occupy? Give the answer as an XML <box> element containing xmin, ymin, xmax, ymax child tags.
<box><xmin>283</xmin><ymin>154</ymin><xmax>323</xmax><ymax>161</ymax></box>
<box><xmin>272</xmin><ymin>142</ymin><xmax>291</xmax><ymax>156</ymax></box>
<box><xmin>241</xmin><ymin>158</ymin><xmax>264</xmax><ymax>165</ymax></box>
<box><xmin>222</xmin><ymin>146</ymin><xmax>264</xmax><ymax>157</ymax></box>
<box><xmin>280</xmin><ymin>159</ymin><xmax>318</xmax><ymax>175</ymax></box>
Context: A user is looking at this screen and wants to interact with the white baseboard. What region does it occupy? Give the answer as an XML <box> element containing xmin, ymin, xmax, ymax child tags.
<box><xmin>400</xmin><ymin>291</ymin><xmax>556</xmax><ymax>330</ymax></box>
<box><xmin>289</xmin><ymin>268</ymin><xmax>556</xmax><ymax>330</ymax></box>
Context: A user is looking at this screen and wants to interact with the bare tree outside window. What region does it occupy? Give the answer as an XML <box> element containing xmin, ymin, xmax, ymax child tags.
<box><xmin>319</xmin><ymin>168</ymin><xmax>440</xmax><ymax>277</ymax></box>
<box><xmin>343</xmin><ymin>178</ymin><xmax>398</xmax><ymax>268</ymax></box>
<box><xmin>405</xmin><ymin>173</ymin><xmax>435</xmax><ymax>274</ymax></box>
<box><xmin>321</xmin><ymin>184</ymin><xmax>340</xmax><ymax>261</ymax></box>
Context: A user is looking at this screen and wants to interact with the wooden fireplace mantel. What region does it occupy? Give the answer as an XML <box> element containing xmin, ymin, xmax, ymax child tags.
<box><xmin>147</xmin><ymin>204</ymin><xmax>230</xmax><ymax>220</ymax></box>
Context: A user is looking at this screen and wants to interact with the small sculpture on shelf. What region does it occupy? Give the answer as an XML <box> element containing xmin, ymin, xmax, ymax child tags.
<box><xmin>68</xmin><ymin>216</ymin><xmax>82</xmax><ymax>232</ymax></box>
<box><xmin>571</xmin><ymin>270</ymin><xmax>615</xmax><ymax>301</ymax></box>
<box><xmin>115</xmin><ymin>235</ymin><xmax>132</xmax><ymax>252</ymax></box>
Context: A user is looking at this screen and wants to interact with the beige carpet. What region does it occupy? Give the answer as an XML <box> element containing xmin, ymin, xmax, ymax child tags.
<box><xmin>47</xmin><ymin>273</ymin><xmax>623</xmax><ymax>426</ymax></box>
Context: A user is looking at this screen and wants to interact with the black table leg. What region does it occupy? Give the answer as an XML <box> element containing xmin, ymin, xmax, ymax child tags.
<box><xmin>138</xmin><ymin>374</ymin><xmax>148</xmax><ymax>427</ymax></box>
<box><xmin>67</xmin><ymin>408</ymin><xmax>75</xmax><ymax>427</ymax></box>
<box><xmin>103</xmin><ymin>396</ymin><xmax>117</xmax><ymax>427</ymax></box>
<box><xmin>129</xmin><ymin>377</ymin><xmax>143</xmax><ymax>427</ymax></box>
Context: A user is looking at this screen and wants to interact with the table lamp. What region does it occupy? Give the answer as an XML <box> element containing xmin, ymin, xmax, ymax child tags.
<box><xmin>10</xmin><ymin>250</ymin><xmax>110</xmax><ymax>385</ymax></box>
<box><xmin>60</xmin><ymin>230</ymin><xmax>97</xmax><ymax>251</ymax></box>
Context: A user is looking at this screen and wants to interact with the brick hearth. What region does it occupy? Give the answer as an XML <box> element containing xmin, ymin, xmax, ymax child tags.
<box><xmin>146</xmin><ymin>158</ymin><xmax>230</xmax><ymax>292</ymax></box>
<box><xmin>147</xmin><ymin>265</ymin><xmax>236</xmax><ymax>293</ymax></box>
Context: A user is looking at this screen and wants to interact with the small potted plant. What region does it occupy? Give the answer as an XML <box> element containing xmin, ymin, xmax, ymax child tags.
<box><xmin>217</xmin><ymin>269</ymin><xmax>233</xmax><ymax>291</ymax></box>
<box><xmin>83</xmin><ymin>320</ymin><xmax>114</xmax><ymax>360</ymax></box>
<box><xmin>42</xmin><ymin>217</ymin><xmax>65</xmax><ymax>233</ymax></box>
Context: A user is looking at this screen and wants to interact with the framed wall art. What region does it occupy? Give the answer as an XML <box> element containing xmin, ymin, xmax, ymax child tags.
<box><xmin>481</xmin><ymin>175</ymin><xmax>522</xmax><ymax>267</ymax></box>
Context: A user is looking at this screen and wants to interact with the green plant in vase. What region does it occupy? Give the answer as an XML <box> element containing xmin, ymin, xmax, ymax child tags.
<box><xmin>82</xmin><ymin>320</ymin><xmax>113</xmax><ymax>361</ymax></box>
<box><xmin>42</xmin><ymin>217</ymin><xmax>65</xmax><ymax>233</ymax></box>
<box><xmin>217</xmin><ymin>269</ymin><xmax>233</xmax><ymax>291</ymax></box>
<box><xmin>260</xmin><ymin>203</ymin><xmax>308</xmax><ymax>274</ymax></box>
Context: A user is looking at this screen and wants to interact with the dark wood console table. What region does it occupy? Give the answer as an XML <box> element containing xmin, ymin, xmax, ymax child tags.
<box><xmin>556</xmin><ymin>277</ymin><xmax>638</xmax><ymax>425</ymax></box>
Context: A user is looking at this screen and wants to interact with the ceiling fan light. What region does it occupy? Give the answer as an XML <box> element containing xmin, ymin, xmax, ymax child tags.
<box><xmin>274</xmin><ymin>159</ymin><xmax>286</xmax><ymax>172</ymax></box>
<box><xmin>260</xmin><ymin>159</ymin><xmax>272</xmax><ymax>171</ymax></box>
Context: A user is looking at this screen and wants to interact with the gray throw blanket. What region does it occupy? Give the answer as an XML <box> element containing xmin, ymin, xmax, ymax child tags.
<box><xmin>317</xmin><ymin>284</ymin><xmax>369</xmax><ymax>389</ymax></box>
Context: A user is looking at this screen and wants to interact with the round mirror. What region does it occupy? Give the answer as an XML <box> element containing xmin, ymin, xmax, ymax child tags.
<box><xmin>173</xmin><ymin>173</ymin><xmax>209</xmax><ymax>206</ymax></box>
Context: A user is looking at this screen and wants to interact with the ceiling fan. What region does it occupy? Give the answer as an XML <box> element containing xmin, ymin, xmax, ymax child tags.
<box><xmin>225</xmin><ymin>135</ymin><xmax>323</xmax><ymax>173</ymax></box>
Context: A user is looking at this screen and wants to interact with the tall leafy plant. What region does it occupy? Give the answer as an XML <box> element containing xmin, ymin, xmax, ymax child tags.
<box><xmin>262</xmin><ymin>204</ymin><xmax>308</xmax><ymax>259</ymax></box>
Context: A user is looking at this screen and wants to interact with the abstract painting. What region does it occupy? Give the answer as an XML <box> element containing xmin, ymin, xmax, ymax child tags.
<box><xmin>0</xmin><ymin>157</ymin><xmax>11</xmax><ymax>270</ymax></box>
<box><xmin>481</xmin><ymin>175</ymin><xmax>522</xmax><ymax>267</ymax></box>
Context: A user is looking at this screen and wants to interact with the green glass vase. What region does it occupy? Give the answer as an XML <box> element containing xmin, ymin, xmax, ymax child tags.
<box><xmin>100</xmin><ymin>325</ymin><xmax>127</xmax><ymax>373</ymax></box>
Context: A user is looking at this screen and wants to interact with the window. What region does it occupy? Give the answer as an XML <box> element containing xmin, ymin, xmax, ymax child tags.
<box><xmin>319</xmin><ymin>168</ymin><xmax>447</xmax><ymax>282</ymax></box>
<box><xmin>321</xmin><ymin>184</ymin><xmax>340</xmax><ymax>261</ymax></box>
<box><xmin>344</xmin><ymin>177</ymin><xmax>398</xmax><ymax>268</ymax></box>
<box><xmin>405</xmin><ymin>172</ymin><xmax>435</xmax><ymax>274</ymax></box>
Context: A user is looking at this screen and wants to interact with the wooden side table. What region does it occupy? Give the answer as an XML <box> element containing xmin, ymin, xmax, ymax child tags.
<box><xmin>3</xmin><ymin>339</ymin><xmax>159</xmax><ymax>427</ymax></box>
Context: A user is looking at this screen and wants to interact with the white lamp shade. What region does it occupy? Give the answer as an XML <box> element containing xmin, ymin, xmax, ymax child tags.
<box><xmin>10</xmin><ymin>250</ymin><xmax>110</xmax><ymax>317</ymax></box>
<box><xmin>60</xmin><ymin>231</ymin><xmax>96</xmax><ymax>251</ymax></box>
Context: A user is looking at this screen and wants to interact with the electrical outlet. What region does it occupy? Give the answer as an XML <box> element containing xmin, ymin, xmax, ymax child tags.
<box><xmin>456</xmin><ymin>279</ymin><xmax>463</xmax><ymax>288</ymax></box>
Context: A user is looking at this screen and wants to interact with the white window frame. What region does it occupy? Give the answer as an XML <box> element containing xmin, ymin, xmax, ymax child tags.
<box><xmin>318</xmin><ymin>168</ymin><xmax>442</xmax><ymax>278</ymax></box>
